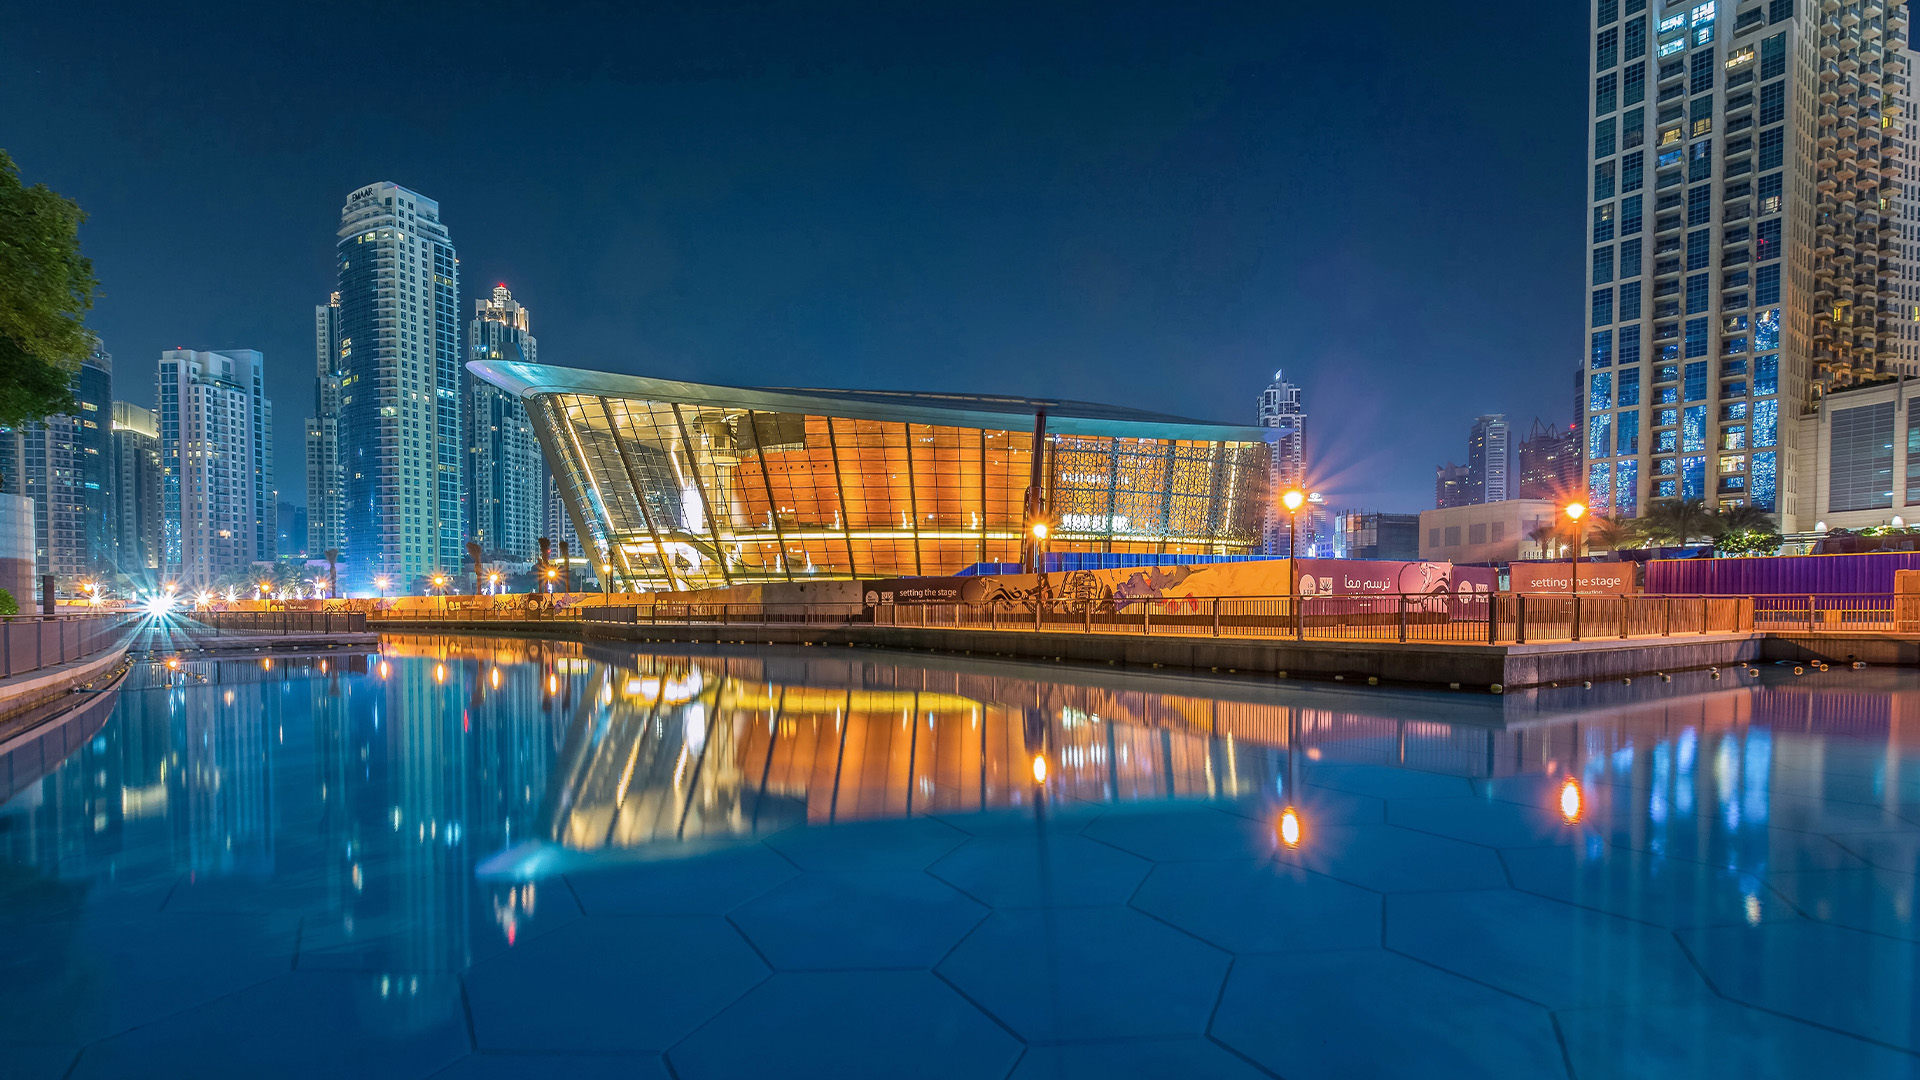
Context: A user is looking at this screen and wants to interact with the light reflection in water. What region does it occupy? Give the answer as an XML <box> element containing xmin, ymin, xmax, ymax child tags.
<box><xmin>4</xmin><ymin>635</ymin><xmax>1920</xmax><ymax>998</ymax></box>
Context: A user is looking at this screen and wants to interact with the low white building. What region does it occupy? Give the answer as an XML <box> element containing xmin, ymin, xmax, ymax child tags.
<box><xmin>1795</xmin><ymin>377</ymin><xmax>1920</xmax><ymax>533</ymax></box>
<box><xmin>1418</xmin><ymin>499</ymin><xmax>1559</xmax><ymax>564</ymax></box>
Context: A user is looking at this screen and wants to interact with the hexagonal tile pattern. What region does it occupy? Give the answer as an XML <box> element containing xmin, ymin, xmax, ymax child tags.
<box><xmin>1274</xmin><ymin>823</ymin><xmax>1508</xmax><ymax>893</ymax></box>
<box><xmin>564</xmin><ymin>844</ymin><xmax>796</xmax><ymax>915</ymax></box>
<box><xmin>1678</xmin><ymin>921</ymin><xmax>1920</xmax><ymax>1051</ymax></box>
<box><xmin>0</xmin><ymin>912</ymin><xmax>297</xmax><ymax>1044</ymax></box>
<box><xmin>1385</xmin><ymin>889</ymin><xmax>1710</xmax><ymax>1009</ymax></box>
<box><xmin>669</xmin><ymin>971</ymin><xmax>1020</xmax><ymax>1079</ymax></box>
<box><xmin>1131</xmin><ymin>858</ymin><xmax>1380</xmax><ymax>954</ymax></box>
<box><xmin>299</xmin><ymin>880</ymin><xmax>584</xmax><ymax>971</ymax></box>
<box><xmin>1766</xmin><ymin>866</ymin><xmax>1920</xmax><ymax>939</ymax></box>
<box><xmin>1007</xmin><ymin>1038</ymin><xmax>1272</xmax><ymax>1080</ymax></box>
<box><xmin>1827</xmin><ymin>828</ymin><xmax>1920</xmax><ymax>873</ymax></box>
<box><xmin>68</xmin><ymin>971</ymin><xmax>468</xmax><ymax>1080</ymax></box>
<box><xmin>1386</xmin><ymin>796</ymin><xmax>1591</xmax><ymax>849</ymax></box>
<box><xmin>936</xmin><ymin>907</ymin><xmax>1229</xmax><ymax>1042</ymax></box>
<box><xmin>1302</xmin><ymin>763</ymin><xmax>1476</xmax><ymax>800</ymax></box>
<box><xmin>763</xmin><ymin>817</ymin><xmax>971</xmax><ymax>871</ymax></box>
<box><xmin>1082</xmin><ymin>804</ymin><xmax>1278</xmax><ymax>862</ymax></box>
<box><xmin>428</xmin><ymin>1052</ymin><xmax>671</xmax><ymax>1079</ymax></box>
<box><xmin>929</xmin><ymin>832</ymin><xmax>1152</xmax><ymax>908</ymax></box>
<box><xmin>1556</xmin><ymin>999</ymin><xmax>1920</xmax><ymax>1080</ymax></box>
<box><xmin>730</xmin><ymin>871</ymin><xmax>987</xmax><ymax>969</ymax></box>
<box><xmin>1212</xmin><ymin>949</ymin><xmax>1565</xmax><ymax>1080</ymax></box>
<box><xmin>465</xmin><ymin>915</ymin><xmax>766</xmax><ymax>1052</ymax></box>
<box><xmin>1212</xmin><ymin>785</ymin><xmax>1387</xmax><ymax>827</ymax></box>
<box><xmin>1500</xmin><ymin>845</ymin><xmax>1797</xmax><ymax>928</ymax></box>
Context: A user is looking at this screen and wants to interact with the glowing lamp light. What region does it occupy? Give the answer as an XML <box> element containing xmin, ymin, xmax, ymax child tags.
<box><xmin>1031</xmin><ymin>754</ymin><xmax>1048</xmax><ymax>784</ymax></box>
<box><xmin>377</xmin><ymin>660</ymin><xmax>391</xmax><ymax>679</ymax></box>
<box><xmin>434</xmin><ymin>663</ymin><xmax>447</xmax><ymax>684</ymax></box>
<box><xmin>145</xmin><ymin>592</ymin><xmax>177</xmax><ymax>616</ymax></box>
<box><xmin>1564</xmin><ymin>502</ymin><xmax>1587</xmax><ymax>522</ymax></box>
<box><xmin>1278</xmin><ymin>806</ymin><xmax>1303</xmax><ymax>848</ymax></box>
<box><xmin>1029</xmin><ymin>521</ymin><xmax>1049</xmax><ymax>540</ymax></box>
<box><xmin>1559</xmin><ymin>777</ymin><xmax>1584</xmax><ymax>825</ymax></box>
<box><xmin>547</xmin><ymin>673</ymin><xmax>559</xmax><ymax>694</ymax></box>
<box><xmin>165</xmin><ymin>657</ymin><xmax>181</xmax><ymax>671</ymax></box>
<box><xmin>489</xmin><ymin>668</ymin><xmax>501</xmax><ymax>689</ymax></box>
<box><xmin>1281</xmin><ymin>489</ymin><xmax>1305</xmax><ymax>512</ymax></box>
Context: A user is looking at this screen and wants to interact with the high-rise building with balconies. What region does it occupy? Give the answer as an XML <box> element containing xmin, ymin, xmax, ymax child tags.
<box><xmin>305</xmin><ymin>292</ymin><xmax>344</xmax><ymax>560</ymax></box>
<box><xmin>466</xmin><ymin>284</ymin><xmax>544</xmax><ymax>564</ymax></box>
<box><xmin>1583</xmin><ymin>0</ymin><xmax>1911</xmax><ymax>528</ymax></box>
<box><xmin>158</xmin><ymin>349</ymin><xmax>273</xmax><ymax>588</ymax></box>
<box><xmin>335</xmin><ymin>182</ymin><xmax>462</xmax><ymax>591</ymax></box>
<box><xmin>1257</xmin><ymin>370</ymin><xmax>1306</xmax><ymax>555</ymax></box>
<box><xmin>109</xmin><ymin>401</ymin><xmax>161</xmax><ymax>588</ymax></box>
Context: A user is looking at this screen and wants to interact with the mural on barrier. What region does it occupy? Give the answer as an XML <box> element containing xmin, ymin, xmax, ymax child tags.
<box><xmin>864</xmin><ymin>559</ymin><xmax>1498</xmax><ymax>612</ymax></box>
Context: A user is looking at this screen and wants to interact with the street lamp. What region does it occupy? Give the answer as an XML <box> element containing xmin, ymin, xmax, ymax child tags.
<box><xmin>1564</xmin><ymin>502</ymin><xmax>1587</xmax><ymax>594</ymax></box>
<box><xmin>1282</xmin><ymin>489</ymin><xmax>1305</xmax><ymax>634</ymax></box>
<box><xmin>431</xmin><ymin>573</ymin><xmax>447</xmax><ymax>615</ymax></box>
<box><xmin>545</xmin><ymin>566</ymin><xmax>558</xmax><ymax>595</ymax></box>
<box><xmin>600</xmin><ymin>563</ymin><xmax>613</xmax><ymax>604</ymax></box>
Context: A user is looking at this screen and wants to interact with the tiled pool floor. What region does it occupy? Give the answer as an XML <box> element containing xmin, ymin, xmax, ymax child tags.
<box><xmin>6</xmin><ymin>645</ymin><xmax>1920</xmax><ymax>1077</ymax></box>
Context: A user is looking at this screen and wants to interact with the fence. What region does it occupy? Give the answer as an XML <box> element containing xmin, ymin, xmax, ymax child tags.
<box><xmin>547</xmin><ymin>594</ymin><xmax>1756</xmax><ymax>646</ymax></box>
<box><xmin>185</xmin><ymin>611</ymin><xmax>368</xmax><ymax>635</ymax></box>
<box><xmin>1751</xmin><ymin>594</ymin><xmax>1920</xmax><ymax>633</ymax></box>
<box><xmin>0</xmin><ymin>614</ymin><xmax>136</xmax><ymax>678</ymax></box>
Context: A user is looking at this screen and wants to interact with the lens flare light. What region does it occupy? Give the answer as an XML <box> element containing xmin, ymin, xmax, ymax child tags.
<box><xmin>1278</xmin><ymin>806</ymin><xmax>1302</xmax><ymax>848</ymax></box>
<box><xmin>1559</xmin><ymin>777</ymin><xmax>1584</xmax><ymax>824</ymax></box>
<box><xmin>1031</xmin><ymin>754</ymin><xmax>1047</xmax><ymax>784</ymax></box>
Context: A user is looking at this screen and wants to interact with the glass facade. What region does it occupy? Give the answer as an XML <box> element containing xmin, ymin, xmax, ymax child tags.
<box><xmin>479</xmin><ymin>366</ymin><xmax>1267</xmax><ymax>591</ymax></box>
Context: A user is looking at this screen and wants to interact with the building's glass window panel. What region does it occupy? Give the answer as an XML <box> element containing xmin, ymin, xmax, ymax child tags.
<box><xmin>1593</xmin><ymin>288</ymin><xmax>1615</xmax><ymax>326</ymax></box>
<box><xmin>1760</xmin><ymin>32</ymin><xmax>1785</xmax><ymax>79</ymax></box>
<box><xmin>1688</xmin><ymin>186</ymin><xmax>1712</xmax><ymax>226</ymax></box>
<box><xmin>1620</xmin><ymin>367</ymin><xmax>1642</xmax><ymax>406</ymax></box>
<box><xmin>1621</xmin><ymin>328</ymin><xmax>1642</xmax><ymax>367</ymax></box>
<box><xmin>1593</xmin><ymin>331</ymin><xmax>1614</xmax><ymax>368</ymax></box>
<box><xmin>1628</xmin><ymin>0</ymin><xmax>1647</xmax><ymax>14</ymax></box>
<box><xmin>1722</xmin><ymin>380</ymin><xmax>1748</xmax><ymax>399</ymax></box>
<box><xmin>1620</xmin><ymin>237</ymin><xmax>1643</xmax><ymax>278</ymax></box>
<box><xmin>1683</xmin><ymin>404</ymin><xmax>1707</xmax><ymax>451</ymax></box>
<box><xmin>1685</xmin><ymin>317</ymin><xmax>1709</xmax><ymax>358</ymax></box>
<box><xmin>1595</xmin><ymin>160</ymin><xmax>1617</xmax><ymax>200</ymax></box>
<box><xmin>1722</xmin><ymin>424</ymin><xmax>1747</xmax><ymax>450</ymax></box>
<box><xmin>1723</xmin><ymin>335</ymin><xmax>1748</xmax><ymax>356</ymax></box>
<box><xmin>1690</xmin><ymin>50</ymin><xmax>1714</xmax><ymax>93</ymax></box>
<box><xmin>1687</xmin><ymin>228</ymin><xmax>1712</xmax><ymax>271</ymax></box>
<box><xmin>1597</xmin><ymin>117</ymin><xmax>1618</xmax><ymax>157</ymax></box>
<box><xmin>1594</xmin><ymin>246</ymin><xmax>1616</xmax><ymax>285</ymax></box>
<box><xmin>1660</xmin><ymin>386</ymin><xmax>1680</xmax><ymax>405</ymax></box>
<box><xmin>1619</xmin><ymin>280</ymin><xmax>1642</xmax><ymax>320</ymax></box>
<box><xmin>1755</xmin><ymin>265</ymin><xmax>1780</xmax><ymax>306</ymax></box>
<box><xmin>1658</xmin><ymin>407</ymin><xmax>1679</xmax><ymax>428</ymax></box>
<box><xmin>1908</xmin><ymin>399</ymin><xmax>1920</xmax><ymax>505</ymax></box>
<box><xmin>1755</xmin><ymin>308</ymin><xmax>1780</xmax><ymax>352</ymax></box>
<box><xmin>1754</xmin><ymin>398</ymin><xmax>1777</xmax><ymax>447</ymax></box>
<box><xmin>1597</xmin><ymin>72</ymin><xmax>1619</xmax><ymax>115</ymax></box>
<box><xmin>1757</xmin><ymin>128</ymin><xmax>1783</xmax><ymax>171</ymax></box>
<box><xmin>1682</xmin><ymin>454</ymin><xmax>1707</xmax><ymax>499</ymax></box>
<box><xmin>1590</xmin><ymin>462</ymin><xmax>1613</xmax><ymax>513</ymax></box>
<box><xmin>1689</xmin><ymin>138</ymin><xmax>1713</xmax><ymax>178</ymax></box>
<box><xmin>1657</xmin><ymin>456</ymin><xmax>1678</xmax><ymax>475</ymax></box>
<box><xmin>1686</xmin><ymin>274</ymin><xmax>1710</xmax><ymax>314</ymax></box>
<box><xmin>1616</xmin><ymin>458</ymin><xmax>1640</xmax><ymax>516</ymax></box>
<box><xmin>1598</xmin><ymin>27</ymin><xmax>1620</xmax><ymax>70</ymax></box>
<box><xmin>1590</xmin><ymin>413</ymin><xmax>1614</xmax><ymax>461</ymax></box>
<box><xmin>1618</xmin><ymin>409</ymin><xmax>1641</xmax><ymax>454</ymax></box>
<box><xmin>1829</xmin><ymin>402</ymin><xmax>1896</xmax><ymax>512</ymax></box>
<box><xmin>1595</xmin><ymin>203</ymin><xmax>1616</xmax><ymax>242</ymax></box>
<box><xmin>1622</xmin><ymin>152</ymin><xmax>1644</xmax><ymax>193</ymax></box>
<box><xmin>1591</xmin><ymin>373</ymin><xmax>1614</xmax><ymax>413</ymax></box>
<box><xmin>1722</xmin><ymin>402</ymin><xmax>1748</xmax><ymax>421</ymax></box>
<box><xmin>1754</xmin><ymin>219</ymin><xmax>1779</xmax><ymax>262</ymax></box>
<box><xmin>1758</xmin><ymin>172</ymin><xmax>1782</xmax><ymax>213</ymax></box>
<box><xmin>1751</xmin><ymin>449</ymin><xmax>1776</xmax><ymax>510</ymax></box>
<box><xmin>1759</xmin><ymin>81</ymin><xmax>1785</xmax><ymax>126</ymax></box>
<box><xmin>1622</xmin><ymin>194</ymin><xmax>1643</xmax><ymax>234</ymax></box>
<box><xmin>1625</xmin><ymin>62</ymin><xmax>1647</xmax><ymax>106</ymax></box>
<box><xmin>832</xmin><ymin>418</ymin><xmax>919</xmax><ymax>576</ymax></box>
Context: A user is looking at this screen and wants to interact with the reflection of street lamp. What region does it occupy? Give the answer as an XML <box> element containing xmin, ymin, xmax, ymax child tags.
<box><xmin>1564</xmin><ymin>502</ymin><xmax>1587</xmax><ymax>594</ymax></box>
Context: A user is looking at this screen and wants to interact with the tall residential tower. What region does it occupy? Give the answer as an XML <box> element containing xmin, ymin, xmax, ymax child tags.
<box><xmin>335</xmin><ymin>183</ymin><xmax>462</xmax><ymax>590</ymax></box>
<box><xmin>1257</xmin><ymin>370</ymin><xmax>1307</xmax><ymax>556</ymax></box>
<box><xmin>305</xmin><ymin>292</ymin><xmax>343</xmax><ymax>559</ymax></box>
<box><xmin>158</xmin><ymin>349</ymin><xmax>273</xmax><ymax>588</ymax></box>
<box><xmin>1467</xmin><ymin>414</ymin><xmax>1512</xmax><ymax>504</ymax></box>
<box><xmin>109</xmin><ymin>401</ymin><xmax>161</xmax><ymax>588</ymax></box>
<box><xmin>1583</xmin><ymin>0</ymin><xmax>1912</xmax><ymax>525</ymax></box>
<box><xmin>0</xmin><ymin>344</ymin><xmax>113</xmax><ymax>590</ymax></box>
<box><xmin>466</xmin><ymin>284</ymin><xmax>543</xmax><ymax>563</ymax></box>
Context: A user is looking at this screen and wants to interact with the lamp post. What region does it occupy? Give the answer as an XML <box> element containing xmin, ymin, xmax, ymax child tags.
<box><xmin>1564</xmin><ymin>502</ymin><xmax>1587</xmax><ymax>595</ymax></box>
<box><xmin>374</xmin><ymin>575</ymin><xmax>389</xmax><ymax>600</ymax></box>
<box><xmin>487</xmin><ymin>571</ymin><xmax>500</xmax><ymax>596</ymax></box>
<box><xmin>600</xmin><ymin>563</ymin><xmax>613</xmax><ymax>605</ymax></box>
<box><xmin>431</xmin><ymin>573</ymin><xmax>447</xmax><ymax>616</ymax></box>
<box><xmin>1282</xmin><ymin>489</ymin><xmax>1305</xmax><ymax>636</ymax></box>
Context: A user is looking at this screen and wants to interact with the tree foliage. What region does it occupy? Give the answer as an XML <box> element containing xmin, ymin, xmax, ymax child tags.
<box><xmin>0</xmin><ymin>150</ymin><xmax>96</xmax><ymax>428</ymax></box>
<box><xmin>1714</xmin><ymin>503</ymin><xmax>1782</xmax><ymax>556</ymax></box>
<box><xmin>1641</xmin><ymin>499</ymin><xmax>1722</xmax><ymax>546</ymax></box>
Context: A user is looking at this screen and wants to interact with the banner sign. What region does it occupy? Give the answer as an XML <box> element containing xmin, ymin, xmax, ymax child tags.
<box><xmin>1507</xmin><ymin>561</ymin><xmax>1638</xmax><ymax>595</ymax></box>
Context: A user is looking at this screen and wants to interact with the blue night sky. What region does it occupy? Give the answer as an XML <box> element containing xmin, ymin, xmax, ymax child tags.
<box><xmin>2</xmin><ymin>1</ymin><xmax>1590</xmax><ymax>511</ymax></box>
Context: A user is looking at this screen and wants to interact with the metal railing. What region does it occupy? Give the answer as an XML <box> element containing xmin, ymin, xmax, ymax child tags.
<box><xmin>0</xmin><ymin>614</ymin><xmax>136</xmax><ymax>678</ymax></box>
<box><xmin>370</xmin><ymin>605</ymin><xmax>582</xmax><ymax>623</ymax></box>
<box><xmin>184</xmin><ymin>611</ymin><xmax>368</xmax><ymax>634</ymax></box>
<box><xmin>545</xmin><ymin>593</ymin><xmax>1761</xmax><ymax>646</ymax></box>
<box><xmin>1750</xmin><ymin>593</ymin><xmax>1919</xmax><ymax>633</ymax></box>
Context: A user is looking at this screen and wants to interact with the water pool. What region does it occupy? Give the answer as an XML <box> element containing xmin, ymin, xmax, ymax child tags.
<box><xmin>4</xmin><ymin>637</ymin><xmax>1920</xmax><ymax>1078</ymax></box>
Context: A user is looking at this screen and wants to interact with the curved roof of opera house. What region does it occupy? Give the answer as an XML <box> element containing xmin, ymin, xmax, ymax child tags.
<box><xmin>468</xmin><ymin>360</ymin><xmax>1269</xmax><ymax>443</ymax></box>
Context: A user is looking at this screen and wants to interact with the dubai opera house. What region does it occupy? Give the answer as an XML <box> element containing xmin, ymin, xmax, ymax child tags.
<box><xmin>469</xmin><ymin>360</ymin><xmax>1273</xmax><ymax>591</ymax></box>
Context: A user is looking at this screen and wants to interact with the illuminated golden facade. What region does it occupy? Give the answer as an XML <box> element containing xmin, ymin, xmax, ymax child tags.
<box><xmin>468</xmin><ymin>361</ymin><xmax>1269</xmax><ymax>590</ymax></box>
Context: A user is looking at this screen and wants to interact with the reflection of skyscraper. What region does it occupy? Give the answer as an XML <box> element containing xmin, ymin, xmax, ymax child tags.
<box><xmin>1258</xmin><ymin>370</ymin><xmax>1306</xmax><ymax>557</ymax></box>
<box><xmin>466</xmin><ymin>285</ymin><xmax>544</xmax><ymax>563</ymax></box>
<box><xmin>180</xmin><ymin>673</ymin><xmax>276</xmax><ymax>874</ymax></box>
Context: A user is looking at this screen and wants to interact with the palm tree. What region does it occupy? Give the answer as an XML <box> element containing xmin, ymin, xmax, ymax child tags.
<box><xmin>1585</xmin><ymin>514</ymin><xmax>1642</xmax><ymax>553</ymax></box>
<box><xmin>1715</xmin><ymin>504</ymin><xmax>1781</xmax><ymax>556</ymax></box>
<box><xmin>1643</xmin><ymin>498</ymin><xmax>1722</xmax><ymax>546</ymax></box>
<box><xmin>1527</xmin><ymin>522</ymin><xmax>1568</xmax><ymax>559</ymax></box>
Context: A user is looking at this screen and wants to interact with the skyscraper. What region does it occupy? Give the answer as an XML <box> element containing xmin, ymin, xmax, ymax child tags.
<box><xmin>109</xmin><ymin>401</ymin><xmax>161</xmax><ymax>589</ymax></box>
<box><xmin>1467</xmin><ymin>414</ymin><xmax>1511</xmax><ymax>504</ymax></box>
<box><xmin>0</xmin><ymin>343</ymin><xmax>113</xmax><ymax>590</ymax></box>
<box><xmin>1517</xmin><ymin>417</ymin><xmax>1584</xmax><ymax>502</ymax></box>
<box><xmin>1583</xmin><ymin>1</ymin><xmax>1911</xmax><ymax>524</ymax></box>
<box><xmin>1434</xmin><ymin>463</ymin><xmax>1473</xmax><ymax>509</ymax></box>
<box><xmin>466</xmin><ymin>284</ymin><xmax>543</xmax><ymax>562</ymax></box>
<box><xmin>305</xmin><ymin>292</ymin><xmax>343</xmax><ymax>560</ymax></box>
<box><xmin>1257</xmin><ymin>370</ymin><xmax>1306</xmax><ymax>556</ymax></box>
<box><xmin>335</xmin><ymin>182</ymin><xmax>462</xmax><ymax>591</ymax></box>
<box><xmin>158</xmin><ymin>349</ymin><xmax>273</xmax><ymax>588</ymax></box>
